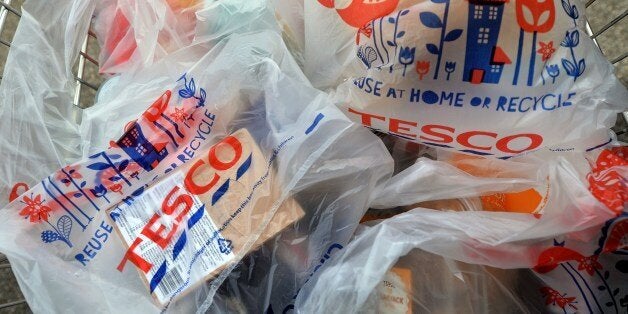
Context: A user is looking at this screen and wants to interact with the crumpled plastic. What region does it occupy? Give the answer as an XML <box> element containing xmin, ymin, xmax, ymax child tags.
<box><xmin>296</xmin><ymin>146</ymin><xmax>628</xmax><ymax>313</ymax></box>
<box><xmin>0</xmin><ymin>0</ymin><xmax>626</xmax><ymax>312</ymax></box>
<box><xmin>302</xmin><ymin>0</ymin><xmax>628</xmax><ymax>157</ymax></box>
<box><xmin>0</xmin><ymin>0</ymin><xmax>95</xmax><ymax>204</ymax></box>
<box><xmin>0</xmin><ymin>0</ymin><xmax>393</xmax><ymax>312</ymax></box>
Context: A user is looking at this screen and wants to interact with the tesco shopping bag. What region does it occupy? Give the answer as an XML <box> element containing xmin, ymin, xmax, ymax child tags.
<box><xmin>0</xmin><ymin>18</ymin><xmax>392</xmax><ymax>314</ymax></box>
<box><xmin>296</xmin><ymin>145</ymin><xmax>627</xmax><ymax>312</ymax></box>
<box><xmin>0</xmin><ymin>0</ymin><xmax>96</xmax><ymax>205</ymax></box>
<box><xmin>305</xmin><ymin>0</ymin><xmax>627</xmax><ymax>158</ymax></box>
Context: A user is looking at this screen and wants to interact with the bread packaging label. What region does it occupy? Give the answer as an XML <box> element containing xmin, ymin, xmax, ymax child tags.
<box><xmin>377</xmin><ymin>267</ymin><xmax>413</xmax><ymax>314</ymax></box>
<box><xmin>109</xmin><ymin>129</ymin><xmax>304</xmax><ymax>306</ymax></box>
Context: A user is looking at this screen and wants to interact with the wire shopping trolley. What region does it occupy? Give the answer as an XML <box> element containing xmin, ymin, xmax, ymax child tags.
<box><xmin>0</xmin><ymin>0</ymin><xmax>626</xmax><ymax>312</ymax></box>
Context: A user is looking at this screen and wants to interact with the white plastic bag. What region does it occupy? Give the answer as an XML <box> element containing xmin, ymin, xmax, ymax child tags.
<box><xmin>296</xmin><ymin>146</ymin><xmax>627</xmax><ymax>312</ymax></box>
<box><xmin>0</xmin><ymin>0</ymin><xmax>96</xmax><ymax>204</ymax></box>
<box><xmin>305</xmin><ymin>0</ymin><xmax>627</xmax><ymax>157</ymax></box>
<box><xmin>0</xmin><ymin>2</ymin><xmax>393</xmax><ymax>313</ymax></box>
<box><xmin>93</xmin><ymin>0</ymin><xmax>203</xmax><ymax>75</ymax></box>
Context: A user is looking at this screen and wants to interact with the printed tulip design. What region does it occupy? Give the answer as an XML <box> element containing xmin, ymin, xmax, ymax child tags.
<box><xmin>560</xmin><ymin>30</ymin><xmax>586</xmax><ymax>81</ymax></box>
<box><xmin>513</xmin><ymin>0</ymin><xmax>556</xmax><ymax>86</ymax></box>
<box><xmin>544</xmin><ymin>64</ymin><xmax>559</xmax><ymax>85</ymax></box>
<box><xmin>19</xmin><ymin>194</ymin><xmax>73</xmax><ymax>248</ymax></box>
<box><xmin>90</xmin><ymin>184</ymin><xmax>110</xmax><ymax>203</ymax></box>
<box><xmin>420</xmin><ymin>0</ymin><xmax>462</xmax><ymax>80</ymax></box>
<box><xmin>178</xmin><ymin>74</ymin><xmax>206</xmax><ymax>108</ymax></box>
<box><xmin>416</xmin><ymin>61</ymin><xmax>430</xmax><ymax>80</ymax></box>
<box><xmin>385</xmin><ymin>9</ymin><xmax>410</xmax><ymax>72</ymax></box>
<box><xmin>88</xmin><ymin>153</ymin><xmax>132</xmax><ymax>188</ymax></box>
<box><xmin>398</xmin><ymin>46</ymin><xmax>416</xmax><ymax>76</ymax></box>
<box><xmin>444</xmin><ymin>61</ymin><xmax>456</xmax><ymax>80</ymax></box>
<box><xmin>317</xmin><ymin>0</ymin><xmax>401</xmax><ymax>45</ymax></box>
<box><xmin>561</xmin><ymin>0</ymin><xmax>579</xmax><ymax>27</ymax></box>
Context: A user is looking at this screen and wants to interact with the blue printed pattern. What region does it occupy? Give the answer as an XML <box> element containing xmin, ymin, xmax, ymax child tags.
<box><xmin>355</xmin><ymin>1</ymin><xmax>586</xmax><ymax>87</ymax></box>
<box><xmin>18</xmin><ymin>74</ymin><xmax>210</xmax><ymax>251</ymax></box>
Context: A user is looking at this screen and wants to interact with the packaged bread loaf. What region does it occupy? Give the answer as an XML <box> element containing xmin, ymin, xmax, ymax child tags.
<box><xmin>108</xmin><ymin>128</ymin><xmax>304</xmax><ymax>306</ymax></box>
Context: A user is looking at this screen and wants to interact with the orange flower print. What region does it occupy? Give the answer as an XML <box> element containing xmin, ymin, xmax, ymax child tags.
<box><xmin>171</xmin><ymin>107</ymin><xmax>188</xmax><ymax>123</ymax></box>
<box><xmin>537</xmin><ymin>41</ymin><xmax>556</xmax><ymax>61</ymax></box>
<box><xmin>415</xmin><ymin>61</ymin><xmax>430</xmax><ymax>80</ymax></box>
<box><xmin>19</xmin><ymin>194</ymin><xmax>53</xmax><ymax>223</ymax></box>
<box><xmin>577</xmin><ymin>255</ymin><xmax>602</xmax><ymax>276</ymax></box>
<box><xmin>540</xmin><ymin>287</ymin><xmax>578</xmax><ymax>310</ymax></box>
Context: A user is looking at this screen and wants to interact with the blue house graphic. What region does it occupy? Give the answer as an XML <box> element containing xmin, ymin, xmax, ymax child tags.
<box><xmin>463</xmin><ymin>0</ymin><xmax>511</xmax><ymax>84</ymax></box>
<box><xmin>116</xmin><ymin>123</ymin><xmax>168</xmax><ymax>171</ymax></box>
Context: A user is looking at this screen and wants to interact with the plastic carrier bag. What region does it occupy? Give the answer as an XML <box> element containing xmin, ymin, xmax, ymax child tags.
<box><xmin>82</xmin><ymin>0</ymin><xmax>285</xmax><ymax>158</ymax></box>
<box><xmin>0</xmin><ymin>1</ymin><xmax>393</xmax><ymax>312</ymax></box>
<box><xmin>296</xmin><ymin>146</ymin><xmax>628</xmax><ymax>313</ymax></box>
<box><xmin>305</xmin><ymin>0</ymin><xmax>627</xmax><ymax>157</ymax></box>
<box><xmin>93</xmin><ymin>0</ymin><xmax>203</xmax><ymax>75</ymax></box>
<box><xmin>0</xmin><ymin>0</ymin><xmax>95</xmax><ymax>205</ymax></box>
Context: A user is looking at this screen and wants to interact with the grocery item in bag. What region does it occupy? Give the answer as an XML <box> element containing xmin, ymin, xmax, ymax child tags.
<box><xmin>297</xmin><ymin>145</ymin><xmax>627</xmax><ymax>312</ymax></box>
<box><xmin>109</xmin><ymin>128</ymin><xmax>304</xmax><ymax>305</ymax></box>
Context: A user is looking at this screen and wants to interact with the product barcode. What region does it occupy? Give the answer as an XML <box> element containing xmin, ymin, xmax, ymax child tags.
<box><xmin>157</xmin><ymin>267</ymin><xmax>185</xmax><ymax>298</ymax></box>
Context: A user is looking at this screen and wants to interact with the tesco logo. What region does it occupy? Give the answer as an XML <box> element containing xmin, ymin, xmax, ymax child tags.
<box><xmin>348</xmin><ymin>108</ymin><xmax>543</xmax><ymax>155</ymax></box>
<box><xmin>116</xmin><ymin>135</ymin><xmax>244</xmax><ymax>273</ymax></box>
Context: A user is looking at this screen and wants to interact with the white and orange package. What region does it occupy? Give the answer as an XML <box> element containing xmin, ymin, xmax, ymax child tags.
<box><xmin>305</xmin><ymin>0</ymin><xmax>627</xmax><ymax>157</ymax></box>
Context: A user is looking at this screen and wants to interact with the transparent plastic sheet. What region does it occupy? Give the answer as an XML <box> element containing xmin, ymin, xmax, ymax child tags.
<box><xmin>304</xmin><ymin>0</ymin><xmax>628</xmax><ymax>157</ymax></box>
<box><xmin>296</xmin><ymin>146</ymin><xmax>627</xmax><ymax>312</ymax></box>
<box><xmin>0</xmin><ymin>1</ymin><xmax>394</xmax><ymax>313</ymax></box>
<box><xmin>82</xmin><ymin>0</ymin><xmax>292</xmax><ymax>158</ymax></box>
<box><xmin>272</xmin><ymin>0</ymin><xmax>305</xmax><ymax>68</ymax></box>
<box><xmin>0</xmin><ymin>0</ymin><xmax>96</xmax><ymax>204</ymax></box>
<box><xmin>93</xmin><ymin>0</ymin><xmax>203</xmax><ymax>75</ymax></box>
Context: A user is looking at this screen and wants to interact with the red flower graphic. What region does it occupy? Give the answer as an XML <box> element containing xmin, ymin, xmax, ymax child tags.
<box><xmin>587</xmin><ymin>148</ymin><xmax>628</xmax><ymax>214</ymax></box>
<box><xmin>577</xmin><ymin>255</ymin><xmax>602</xmax><ymax>276</ymax></box>
<box><xmin>537</xmin><ymin>41</ymin><xmax>556</xmax><ymax>61</ymax></box>
<box><xmin>19</xmin><ymin>194</ymin><xmax>53</xmax><ymax>223</ymax></box>
<box><xmin>415</xmin><ymin>61</ymin><xmax>430</xmax><ymax>80</ymax></box>
<box><xmin>540</xmin><ymin>287</ymin><xmax>578</xmax><ymax>310</ymax></box>
<box><xmin>170</xmin><ymin>107</ymin><xmax>188</xmax><ymax>123</ymax></box>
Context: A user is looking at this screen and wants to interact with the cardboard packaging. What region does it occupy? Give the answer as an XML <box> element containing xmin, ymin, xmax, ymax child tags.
<box><xmin>109</xmin><ymin>128</ymin><xmax>304</xmax><ymax>306</ymax></box>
